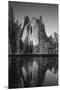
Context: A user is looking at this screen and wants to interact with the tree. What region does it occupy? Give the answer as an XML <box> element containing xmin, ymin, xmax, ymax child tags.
<box><xmin>9</xmin><ymin>6</ymin><xmax>19</xmax><ymax>53</ymax></box>
<box><xmin>9</xmin><ymin>7</ymin><xmax>14</xmax><ymax>23</ymax></box>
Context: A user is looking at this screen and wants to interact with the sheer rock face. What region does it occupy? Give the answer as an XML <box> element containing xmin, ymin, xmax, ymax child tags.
<box><xmin>17</xmin><ymin>16</ymin><xmax>49</xmax><ymax>54</ymax></box>
<box><xmin>21</xmin><ymin>16</ymin><xmax>40</xmax><ymax>47</ymax></box>
<box><xmin>30</xmin><ymin>17</ymin><xmax>39</xmax><ymax>47</ymax></box>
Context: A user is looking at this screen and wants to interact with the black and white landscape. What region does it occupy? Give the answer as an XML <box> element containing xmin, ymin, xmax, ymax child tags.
<box><xmin>8</xmin><ymin>1</ymin><xmax>58</xmax><ymax>89</ymax></box>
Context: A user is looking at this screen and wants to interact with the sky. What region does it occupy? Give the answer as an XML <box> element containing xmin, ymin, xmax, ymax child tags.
<box><xmin>9</xmin><ymin>1</ymin><xmax>58</xmax><ymax>36</ymax></box>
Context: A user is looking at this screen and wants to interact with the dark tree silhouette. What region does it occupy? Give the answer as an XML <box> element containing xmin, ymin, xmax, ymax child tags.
<box><xmin>9</xmin><ymin>6</ymin><xmax>20</xmax><ymax>54</ymax></box>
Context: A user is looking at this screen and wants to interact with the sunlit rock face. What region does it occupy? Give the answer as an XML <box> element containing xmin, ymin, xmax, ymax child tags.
<box><xmin>22</xmin><ymin>16</ymin><xmax>40</xmax><ymax>47</ymax></box>
<box><xmin>21</xmin><ymin>25</ymin><xmax>28</xmax><ymax>43</ymax></box>
<box><xmin>21</xmin><ymin>16</ymin><xmax>30</xmax><ymax>44</ymax></box>
<box><xmin>20</xmin><ymin>16</ymin><xmax>49</xmax><ymax>54</ymax></box>
<box><xmin>21</xmin><ymin>16</ymin><xmax>39</xmax><ymax>53</ymax></box>
<box><xmin>30</xmin><ymin>17</ymin><xmax>39</xmax><ymax>47</ymax></box>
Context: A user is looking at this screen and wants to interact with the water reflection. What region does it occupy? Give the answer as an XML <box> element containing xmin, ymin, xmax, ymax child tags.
<box><xmin>9</xmin><ymin>55</ymin><xmax>58</xmax><ymax>88</ymax></box>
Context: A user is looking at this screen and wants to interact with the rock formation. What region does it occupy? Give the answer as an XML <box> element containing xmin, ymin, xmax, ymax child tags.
<box><xmin>17</xmin><ymin>15</ymin><xmax>51</xmax><ymax>54</ymax></box>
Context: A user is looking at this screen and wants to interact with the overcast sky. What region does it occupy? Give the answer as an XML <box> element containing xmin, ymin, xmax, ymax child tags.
<box><xmin>9</xmin><ymin>1</ymin><xmax>58</xmax><ymax>36</ymax></box>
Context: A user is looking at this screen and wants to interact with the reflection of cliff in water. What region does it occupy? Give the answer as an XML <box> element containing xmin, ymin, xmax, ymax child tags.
<box><xmin>9</xmin><ymin>55</ymin><xmax>58</xmax><ymax>88</ymax></box>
